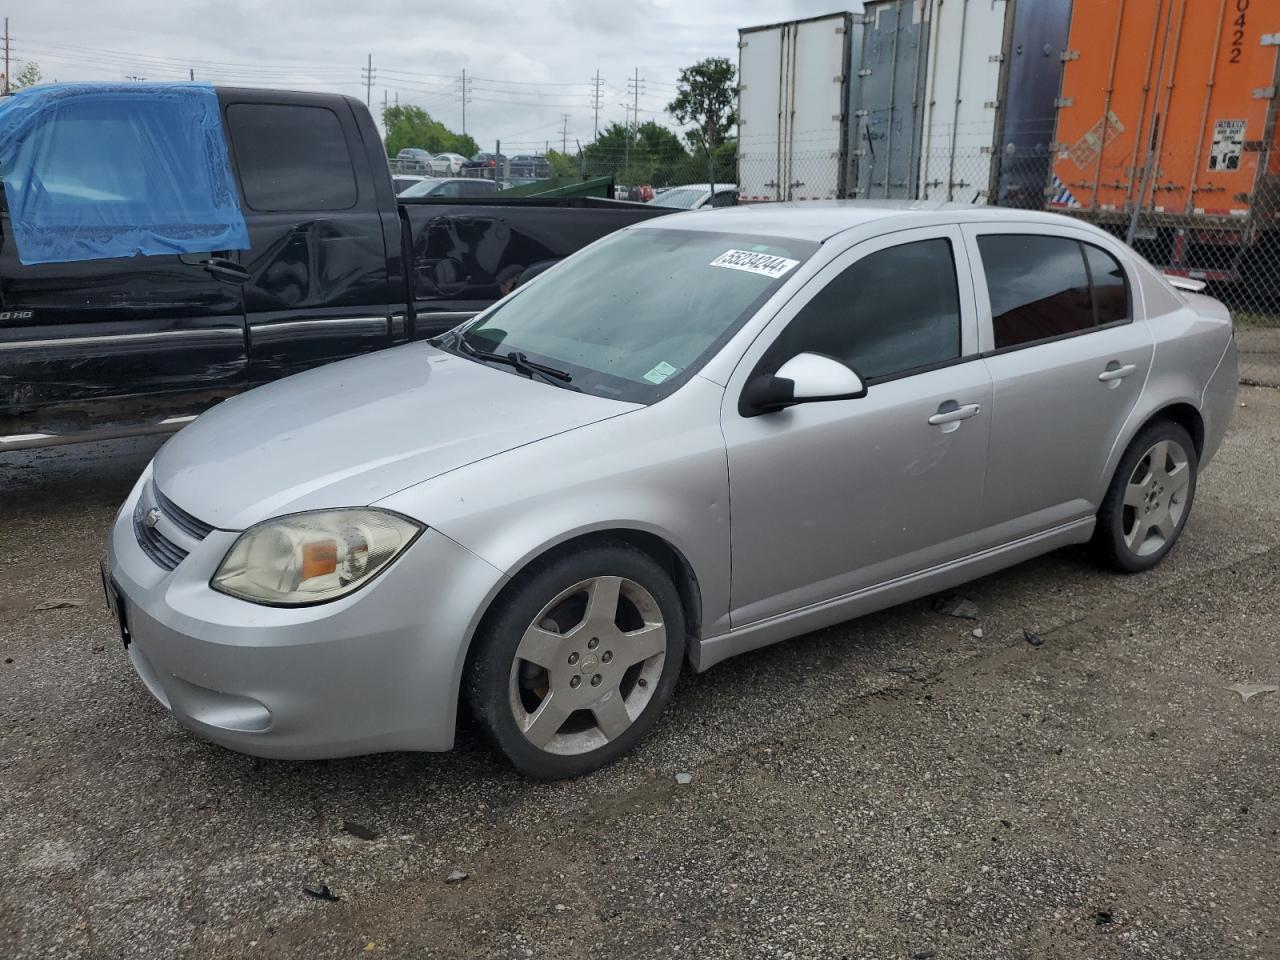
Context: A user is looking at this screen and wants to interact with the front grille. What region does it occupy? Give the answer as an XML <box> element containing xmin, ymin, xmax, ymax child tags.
<box><xmin>133</xmin><ymin>482</ymin><xmax>216</xmax><ymax>572</ymax></box>
<box><xmin>134</xmin><ymin>512</ymin><xmax>189</xmax><ymax>571</ymax></box>
<box><xmin>154</xmin><ymin>485</ymin><xmax>216</xmax><ymax>540</ymax></box>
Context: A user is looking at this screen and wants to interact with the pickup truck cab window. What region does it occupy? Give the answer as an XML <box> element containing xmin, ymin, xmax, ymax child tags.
<box><xmin>226</xmin><ymin>104</ymin><xmax>357</xmax><ymax>212</ymax></box>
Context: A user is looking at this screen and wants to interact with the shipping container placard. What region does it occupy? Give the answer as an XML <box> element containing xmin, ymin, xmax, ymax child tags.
<box><xmin>1208</xmin><ymin>120</ymin><xmax>1246</xmax><ymax>172</ymax></box>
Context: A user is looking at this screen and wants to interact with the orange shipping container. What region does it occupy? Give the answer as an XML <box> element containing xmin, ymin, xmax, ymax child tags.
<box><xmin>1050</xmin><ymin>0</ymin><xmax>1279</xmax><ymax>274</ymax></box>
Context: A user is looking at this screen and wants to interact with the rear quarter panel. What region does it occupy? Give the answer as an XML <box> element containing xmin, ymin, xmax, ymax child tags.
<box><xmin>1100</xmin><ymin>263</ymin><xmax>1236</xmax><ymax>488</ymax></box>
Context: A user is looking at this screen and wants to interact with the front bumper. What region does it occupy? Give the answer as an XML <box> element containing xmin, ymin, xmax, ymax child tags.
<box><xmin>105</xmin><ymin>472</ymin><xmax>508</xmax><ymax>759</ymax></box>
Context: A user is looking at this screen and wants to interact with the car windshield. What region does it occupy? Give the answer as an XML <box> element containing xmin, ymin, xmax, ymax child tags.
<box><xmin>456</xmin><ymin>228</ymin><xmax>818</xmax><ymax>403</ymax></box>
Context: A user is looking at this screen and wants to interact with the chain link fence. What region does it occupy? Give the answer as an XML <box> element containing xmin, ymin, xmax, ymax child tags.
<box><xmin>733</xmin><ymin>144</ymin><xmax>1280</xmax><ymax>319</ymax></box>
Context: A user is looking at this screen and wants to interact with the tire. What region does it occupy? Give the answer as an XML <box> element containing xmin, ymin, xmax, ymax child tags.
<box><xmin>1092</xmin><ymin>419</ymin><xmax>1198</xmax><ymax>572</ymax></box>
<box><xmin>465</xmin><ymin>540</ymin><xmax>685</xmax><ymax>779</ymax></box>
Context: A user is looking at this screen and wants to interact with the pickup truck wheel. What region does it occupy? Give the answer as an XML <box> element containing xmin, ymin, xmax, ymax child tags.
<box><xmin>466</xmin><ymin>542</ymin><xmax>684</xmax><ymax>779</ymax></box>
<box><xmin>1093</xmin><ymin>420</ymin><xmax>1197</xmax><ymax>573</ymax></box>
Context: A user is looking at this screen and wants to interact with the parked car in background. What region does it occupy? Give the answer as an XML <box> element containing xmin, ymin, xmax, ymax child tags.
<box><xmin>429</xmin><ymin>152</ymin><xmax>467</xmax><ymax>176</ymax></box>
<box><xmin>400</xmin><ymin>177</ymin><xmax>499</xmax><ymax>198</ymax></box>
<box><xmin>650</xmin><ymin>183</ymin><xmax>738</xmax><ymax>209</ymax></box>
<box><xmin>0</xmin><ymin>85</ymin><xmax>674</xmax><ymax>449</ymax></box>
<box><xmin>395</xmin><ymin>147</ymin><xmax>433</xmax><ymax>174</ymax></box>
<box><xmin>509</xmin><ymin>154</ymin><xmax>552</xmax><ymax>179</ymax></box>
<box><xmin>463</xmin><ymin>152</ymin><xmax>507</xmax><ymax>178</ymax></box>
<box><xmin>392</xmin><ymin>174</ymin><xmax>430</xmax><ymax>194</ymax></box>
<box><xmin>104</xmin><ymin>203</ymin><xmax>1236</xmax><ymax>779</ymax></box>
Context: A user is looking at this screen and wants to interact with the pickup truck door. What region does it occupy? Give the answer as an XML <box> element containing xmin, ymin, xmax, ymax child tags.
<box><xmin>221</xmin><ymin>97</ymin><xmax>397</xmax><ymax>384</ymax></box>
<box><xmin>0</xmin><ymin>131</ymin><xmax>247</xmax><ymax>434</ymax></box>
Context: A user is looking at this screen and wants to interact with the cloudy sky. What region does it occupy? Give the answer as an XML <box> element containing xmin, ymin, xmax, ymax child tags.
<box><xmin>12</xmin><ymin>0</ymin><xmax>856</xmax><ymax>152</ymax></box>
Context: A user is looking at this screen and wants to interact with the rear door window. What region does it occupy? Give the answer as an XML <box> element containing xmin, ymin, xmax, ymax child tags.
<box><xmin>226</xmin><ymin>103</ymin><xmax>357</xmax><ymax>212</ymax></box>
<box><xmin>1083</xmin><ymin>243</ymin><xmax>1129</xmax><ymax>326</ymax></box>
<box><xmin>978</xmin><ymin>234</ymin><xmax>1129</xmax><ymax>350</ymax></box>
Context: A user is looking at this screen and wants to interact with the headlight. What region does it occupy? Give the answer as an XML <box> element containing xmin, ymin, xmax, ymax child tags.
<box><xmin>211</xmin><ymin>509</ymin><xmax>423</xmax><ymax>606</ymax></box>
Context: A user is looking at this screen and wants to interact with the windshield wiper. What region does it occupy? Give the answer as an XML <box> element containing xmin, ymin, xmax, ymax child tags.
<box><xmin>450</xmin><ymin>335</ymin><xmax>579</xmax><ymax>391</ymax></box>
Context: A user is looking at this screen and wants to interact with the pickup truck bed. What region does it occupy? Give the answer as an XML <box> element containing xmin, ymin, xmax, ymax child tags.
<box><xmin>0</xmin><ymin>86</ymin><xmax>669</xmax><ymax>450</ymax></box>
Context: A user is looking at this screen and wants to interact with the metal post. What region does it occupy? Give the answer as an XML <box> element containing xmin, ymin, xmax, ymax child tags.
<box><xmin>189</xmin><ymin>67</ymin><xmax>195</xmax><ymax>81</ymax></box>
<box><xmin>561</xmin><ymin>113</ymin><xmax>570</xmax><ymax>153</ymax></box>
<box><xmin>461</xmin><ymin>69</ymin><xmax>467</xmax><ymax>135</ymax></box>
<box><xmin>364</xmin><ymin>53</ymin><xmax>373</xmax><ymax>107</ymax></box>
<box><xmin>3</xmin><ymin>18</ymin><xmax>10</xmax><ymax>95</ymax></box>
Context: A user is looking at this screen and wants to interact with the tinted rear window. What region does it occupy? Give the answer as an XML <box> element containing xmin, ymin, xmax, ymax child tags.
<box><xmin>227</xmin><ymin>103</ymin><xmax>357</xmax><ymax>212</ymax></box>
<box><xmin>979</xmin><ymin>235</ymin><xmax>1095</xmax><ymax>350</ymax></box>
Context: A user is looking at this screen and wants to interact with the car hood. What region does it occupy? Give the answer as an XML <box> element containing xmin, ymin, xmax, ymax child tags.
<box><xmin>152</xmin><ymin>343</ymin><xmax>637</xmax><ymax>531</ymax></box>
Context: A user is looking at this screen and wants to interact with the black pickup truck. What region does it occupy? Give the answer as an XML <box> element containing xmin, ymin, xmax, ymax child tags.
<box><xmin>0</xmin><ymin>86</ymin><xmax>669</xmax><ymax>449</ymax></box>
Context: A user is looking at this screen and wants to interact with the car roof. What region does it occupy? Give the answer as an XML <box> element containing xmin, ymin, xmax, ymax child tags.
<box><xmin>633</xmin><ymin>201</ymin><xmax>1109</xmax><ymax>243</ymax></box>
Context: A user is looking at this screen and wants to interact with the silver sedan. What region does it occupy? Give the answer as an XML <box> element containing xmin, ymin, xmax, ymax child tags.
<box><xmin>105</xmin><ymin>203</ymin><xmax>1238</xmax><ymax>779</ymax></box>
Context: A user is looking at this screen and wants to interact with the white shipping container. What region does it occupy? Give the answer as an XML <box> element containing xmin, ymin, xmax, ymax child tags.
<box><xmin>918</xmin><ymin>0</ymin><xmax>1009</xmax><ymax>202</ymax></box>
<box><xmin>737</xmin><ymin>13</ymin><xmax>854</xmax><ymax>202</ymax></box>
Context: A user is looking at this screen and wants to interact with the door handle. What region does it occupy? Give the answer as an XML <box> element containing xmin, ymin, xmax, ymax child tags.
<box><xmin>1098</xmin><ymin>362</ymin><xmax>1137</xmax><ymax>382</ymax></box>
<box><xmin>202</xmin><ymin>257</ymin><xmax>251</xmax><ymax>284</ymax></box>
<box><xmin>928</xmin><ymin>402</ymin><xmax>981</xmax><ymax>426</ymax></box>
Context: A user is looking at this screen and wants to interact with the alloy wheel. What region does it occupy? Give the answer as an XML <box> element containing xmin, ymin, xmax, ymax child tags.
<box><xmin>1122</xmin><ymin>438</ymin><xmax>1191</xmax><ymax>557</ymax></box>
<box><xmin>507</xmin><ymin>576</ymin><xmax>667</xmax><ymax>755</ymax></box>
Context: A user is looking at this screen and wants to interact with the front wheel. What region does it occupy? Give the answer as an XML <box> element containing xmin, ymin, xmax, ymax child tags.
<box><xmin>1093</xmin><ymin>420</ymin><xmax>1198</xmax><ymax>572</ymax></box>
<box><xmin>465</xmin><ymin>542</ymin><xmax>685</xmax><ymax>779</ymax></box>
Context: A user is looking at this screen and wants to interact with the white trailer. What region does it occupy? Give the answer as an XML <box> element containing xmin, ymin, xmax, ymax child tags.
<box><xmin>737</xmin><ymin>13</ymin><xmax>855</xmax><ymax>202</ymax></box>
<box><xmin>918</xmin><ymin>0</ymin><xmax>1073</xmax><ymax>205</ymax></box>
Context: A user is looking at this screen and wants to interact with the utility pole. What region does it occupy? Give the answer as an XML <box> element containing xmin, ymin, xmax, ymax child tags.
<box><xmin>625</xmin><ymin>68</ymin><xmax>644</xmax><ymax>174</ymax></box>
<box><xmin>3</xmin><ymin>18</ymin><xmax>10</xmax><ymax>94</ymax></box>
<box><xmin>459</xmin><ymin>69</ymin><xmax>471</xmax><ymax>135</ymax></box>
<box><xmin>628</xmin><ymin>68</ymin><xmax>644</xmax><ymax>136</ymax></box>
<box><xmin>590</xmin><ymin>69</ymin><xmax>603</xmax><ymax>142</ymax></box>
<box><xmin>560</xmin><ymin>113</ymin><xmax>570</xmax><ymax>154</ymax></box>
<box><xmin>362</xmin><ymin>54</ymin><xmax>375</xmax><ymax>108</ymax></box>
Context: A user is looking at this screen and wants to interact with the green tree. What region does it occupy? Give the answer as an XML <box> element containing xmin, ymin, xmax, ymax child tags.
<box><xmin>11</xmin><ymin>61</ymin><xmax>42</xmax><ymax>90</ymax></box>
<box><xmin>581</xmin><ymin>120</ymin><xmax>691</xmax><ymax>186</ymax></box>
<box><xmin>545</xmin><ymin>149</ymin><xmax>579</xmax><ymax>177</ymax></box>
<box><xmin>667</xmin><ymin>57</ymin><xmax>737</xmax><ymax>186</ymax></box>
<box><xmin>382</xmin><ymin>104</ymin><xmax>477</xmax><ymax>159</ymax></box>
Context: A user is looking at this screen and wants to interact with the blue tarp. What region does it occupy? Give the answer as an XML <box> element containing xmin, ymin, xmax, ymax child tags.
<box><xmin>0</xmin><ymin>83</ymin><xmax>249</xmax><ymax>265</ymax></box>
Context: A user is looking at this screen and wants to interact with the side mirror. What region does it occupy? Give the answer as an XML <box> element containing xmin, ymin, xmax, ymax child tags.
<box><xmin>741</xmin><ymin>352</ymin><xmax>866</xmax><ymax>417</ymax></box>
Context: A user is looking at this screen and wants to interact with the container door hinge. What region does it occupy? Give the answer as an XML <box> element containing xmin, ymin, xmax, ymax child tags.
<box><xmin>858</xmin><ymin>68</ymin><xmax>873</xmax><ymax>77</ymax></box>
<box><xmin>854</xmin><ymin>109</ymin><xmax>869</xmax><ymax>118</ymax></box>
<box><xmin>1055</xmin><ymin>97</ymin><xmax>1074</xmax><ymax>108</ymax></box>
<box><xmin>852</xmin><ymin>13</ymin><xmax>871</xmax><ymax>25</ymax></box>
<box><xmin>988</xmin><ymin>54</ymin><xmax>1004</xmax><ymax>63</ymax></box>
<box><xmin>984</xmin><ymin>100</ymin><xmax>1000</xmax><ymax>109</ymax></box>
<box><xmin>1261</xmin><ymin>33</ymin><xmax>1280</xmax><ymax>46</ymax></box>
<box><xmin>1061</xmin><ymin>50</ymin><xmax>1080</xmax><ymax>61</ymax></box>
<box><xmin>1253</xmin><ymin>87</ymin><xmax>1277</xmax><ymax>100</ymax></box>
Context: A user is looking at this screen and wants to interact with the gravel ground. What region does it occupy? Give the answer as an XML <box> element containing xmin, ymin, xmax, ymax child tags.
<box><xmin>1</xmin><ymin>379</ymin><xmax>1277</xmax><ymax>959</ymax></box>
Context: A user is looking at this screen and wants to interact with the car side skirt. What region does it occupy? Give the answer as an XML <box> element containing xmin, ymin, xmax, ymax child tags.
<box><xmin>693</xmin><ymin>517</ymin><xmax>1095</xmax><ymax>672</ymax></box>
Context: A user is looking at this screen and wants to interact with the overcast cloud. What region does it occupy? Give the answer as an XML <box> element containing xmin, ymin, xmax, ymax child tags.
<box><xmin>11</xmin><ymin>1</ymin><xmax>857</xmax><ymax>152</ymax></box>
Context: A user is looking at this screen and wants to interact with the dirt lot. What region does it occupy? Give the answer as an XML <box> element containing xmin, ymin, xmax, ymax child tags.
<box><xmin>2</xmin><ymin>334</ymin><xmax>1278</xmax><ymax>960</ymax></box>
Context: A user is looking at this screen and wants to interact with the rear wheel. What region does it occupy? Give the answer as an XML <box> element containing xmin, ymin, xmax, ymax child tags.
<box><xmin>1093</xmin><ymin>420</ymin><xmax>1198</xmax><ymax>572</ymax></box>
<box><xmin>465</xmin><ymin>541</ymin><xmax>684</xmax><ymax>779</ymax></box>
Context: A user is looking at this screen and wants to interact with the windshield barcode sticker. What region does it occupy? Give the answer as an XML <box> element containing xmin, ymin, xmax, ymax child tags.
<box><xmin>709</xmin><ymin>250</ymin><xmax>800</xmax><ymax>279</ymax></box>
<box><xmin>643</xmin><ymin>361</ymin><xmax>679</xmax><ymax>384</ymax></box>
